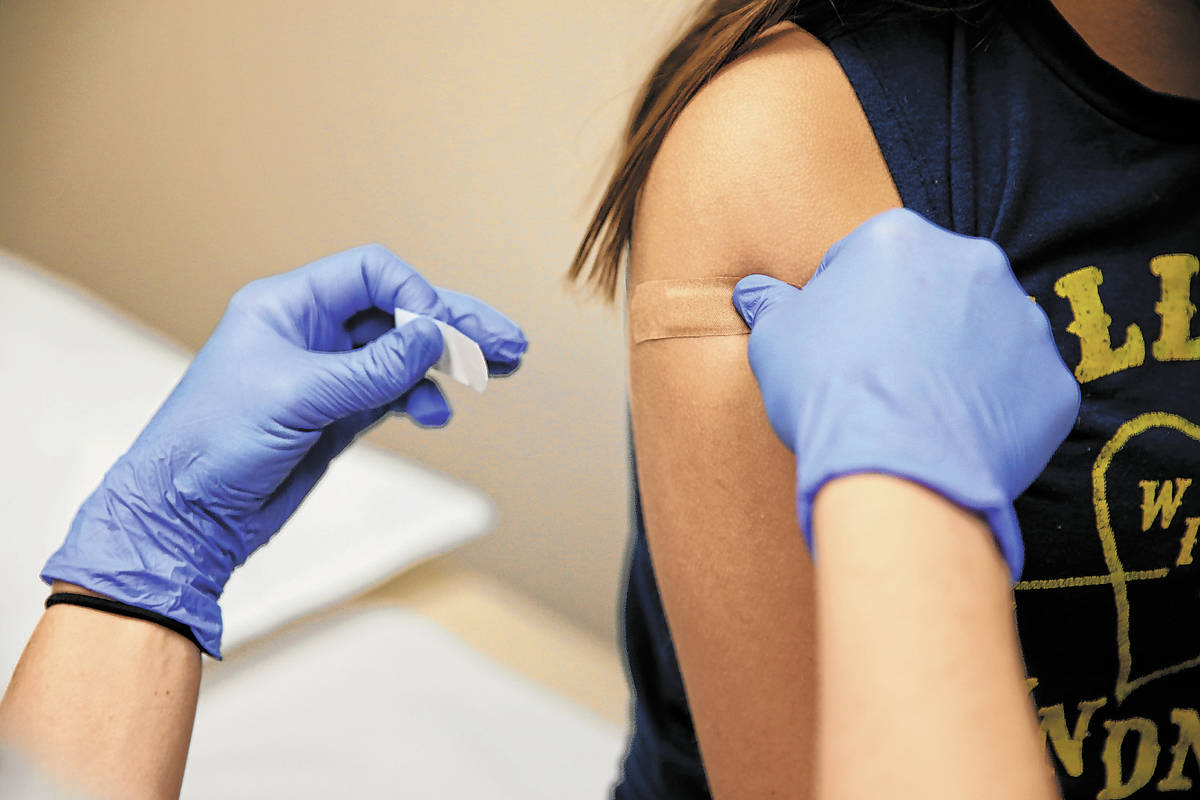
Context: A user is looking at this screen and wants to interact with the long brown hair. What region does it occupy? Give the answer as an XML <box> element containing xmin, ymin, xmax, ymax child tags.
<box><xmin>567</xmin><ymin>0</ymin><xmax>1007</xmax><ymax>299</ymax></box>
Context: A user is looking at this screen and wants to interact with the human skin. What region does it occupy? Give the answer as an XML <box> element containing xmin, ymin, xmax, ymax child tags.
<box><xmin>0</xmin><ymin>581</ymin><xmax>200</xmax><ymax>800</ymax></box>
<box><xmin>813</xmin><ymin>475</ymin><xmax>1059</xmax><ymax>800</ymax></box>
<box><xmin>1051</xmin><ymin>0</ymin><xmax>1200</xmax><ymax>99</ymax></box>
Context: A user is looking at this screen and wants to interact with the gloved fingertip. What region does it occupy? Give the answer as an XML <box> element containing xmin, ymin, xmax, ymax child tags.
<box><xmin>487</xmin><ymin>359</ymin><xmax>522</xmax><ymax>377</ymax></box>
<box><xmin>403</xmin><ymin>378</ymin><xmax>453</xmax><ymax>427</ymax></box>
<box><xmin>492</xmin><ymin>335</ymin><xmax>528</xmax><ymax>368</ymax></box>
<box><xmin>412</xmin><ymin>406</ymin><xmax>453</xmax><ymax>428</ymax></box>
<box><xmin>507</xmin><ymin>333</ymin><xmax>530</xmax><ymax>359</ymax></box>
<box><xmin>732</xmin><ymin>274</ymin><xmax>788</xmax><ymax>327</ymax></box>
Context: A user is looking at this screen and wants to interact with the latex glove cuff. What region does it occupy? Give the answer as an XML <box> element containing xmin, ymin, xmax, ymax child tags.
<box><xmin>792</xmin><ymin>377</ymin><xmax>1025</xmax><ymax>580</ymax></box>
<box><xmin>42</xmin><ymin>453</ymin><xmax>231</xmax><ymax>658</ymax></box>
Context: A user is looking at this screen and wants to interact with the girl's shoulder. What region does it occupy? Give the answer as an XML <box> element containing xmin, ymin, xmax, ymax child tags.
<box><xmin>632</xmin><ymin>22</ymin><xmax>900</xmax><ymax>287</ymax></box>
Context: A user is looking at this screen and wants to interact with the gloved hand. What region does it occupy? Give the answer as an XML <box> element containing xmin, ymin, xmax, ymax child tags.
<box><xmin>731</xmin><ymin>209</ymin><xmax>1079</xmax><ymax>579</ymax></box>
<box><xmin>42</xmin><ymin>245</ymin><xmax>527</xmax><ymax>657</ymax></box>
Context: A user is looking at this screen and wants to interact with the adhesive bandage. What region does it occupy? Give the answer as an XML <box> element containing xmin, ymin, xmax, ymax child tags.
<box><xmin>628</xmin><ymin>277</ymin><xmax>751</xmax><ymax>344</ymax></box>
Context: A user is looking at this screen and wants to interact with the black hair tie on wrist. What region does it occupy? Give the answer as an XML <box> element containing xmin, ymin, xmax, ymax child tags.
<box><xmin>45</xmin><ymin>592</ymin><xmax>203</xmax><ymax>652</ymax></box>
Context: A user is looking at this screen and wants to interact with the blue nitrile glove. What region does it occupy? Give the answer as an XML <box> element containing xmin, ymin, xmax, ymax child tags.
<box><xmin>731</xmin><ymin>209</ymin><xmax>1079</xmax><ymax>579</ymax></box>
<box><xmin>42</xmin><ymin>245</ymin><xmax>528</xmax><ymax>657</ymax></box>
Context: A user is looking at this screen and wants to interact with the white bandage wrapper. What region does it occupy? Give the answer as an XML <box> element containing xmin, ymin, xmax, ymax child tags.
<box><xmin>393</xmin><ymin>308</ymin><xmax>488</xmax><ymax>393</ymax></box>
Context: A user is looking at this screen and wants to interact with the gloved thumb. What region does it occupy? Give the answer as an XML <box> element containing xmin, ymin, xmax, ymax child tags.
<box><xmin>308</xmin><ymin>318</ymin><xmax>444</xmax><ymax>423</ymax></box>
<box><xmin>732</xmin><ymin>274</ymin><xmax>802</xmax><ymax>328</ymax></box>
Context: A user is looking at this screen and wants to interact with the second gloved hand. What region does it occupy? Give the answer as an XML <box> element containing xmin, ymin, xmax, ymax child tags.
<box><xmin>42</xmin><ymin>245</ymin><xmax>528</xmax><ymax>657</ymax></box>
<box><xmin>731</xmin><ymin>209</ymin><xmax>1079</xmax><ymax>579</ymax></box>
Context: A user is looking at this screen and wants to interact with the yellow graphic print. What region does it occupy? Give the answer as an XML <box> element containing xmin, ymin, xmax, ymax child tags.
<box><xmin>1139</xmin><ymin>479</ymin><xmax>1190</xmax><ymax>532</ymax></box>
<box><xmin>1093</xmin><ymin>414</ymin><xmax>1200</xmax><ymax>702</ymax></box>
<box><xmin>1021</xmin><ymin>256</ymin><xmax>1200</xmax><ymax>796</ymax></box>
<box><xmin>1151</xmin><ymin>255</ymin><xmax>1200</xmax><ymax>363</ymax></box>
<box><xmin>1099</xmin><ymin>717</ymin><xmax>1158</xmax><ymax>799</ymax></box>
<box><xmin>1021</xmin><ymin>416</ymin><xmax>1200</xmax><ymax>797</ymax></box>
<box><xmin>1039</xmin><ymin>698</ymin><xmax>1109</xmax><ymax>777</ymax></box>
<box><xmin>1017</xmin><ymin>412</ymin><xmax>1200</xmax><ymax>703</ymax></box>
<box><xmin>1157</xmin><ymin>709</ymin><xmax>1200</xmax><ymax>791</ymax></box>
<box><xmin>1054</xmin><ymin>266</ymin><xmax>1146</xmax><ymax>383</ymax></box>
<box><xmin>1175</xmin><ymin>518</ymin><xmax>1200</xmax><ymax>568</ymax></box>
<box><xmin>1038</xmin><ymin>698</ymin><xmax>1200</xmax><ymax>797</ymax></box>
<box><xmin>1054</xmin><ymin>256</ymin><xmax>1200</xmax><ymax>383</ymax></box>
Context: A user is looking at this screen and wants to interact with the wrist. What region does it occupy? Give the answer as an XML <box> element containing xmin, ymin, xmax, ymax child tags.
<box><xmin>49</xmin><ymin>581</ymin><xmax>112</xmax><ymax>600</ymax></box>
<box><xmin>817</xmin><ymin>473</ymin><xmax>986</xmax><ymax>522</ymax></box>
<box><xmin>43</xmin><ymin>590</ymin><xmax>206</xmax><ymax>654</ymax></box>
<box><xmin>43</xmin><ymin>462</ymin><xmax>230</xmax><ymax>658</ymax></box>
<box><xmin>794</xmin><ymin>404</ymin><xmax>1023</xmax><ymax>575</ymax></box>
<box><xmin>812</xmin><ymin>473</ymin><xmax>1001</xmax><ymax>570</ymax></box>
<box><xmin>808</xmin><ymin>471</ymin><xmax>1023</xmax><ymax>580</ymax></box>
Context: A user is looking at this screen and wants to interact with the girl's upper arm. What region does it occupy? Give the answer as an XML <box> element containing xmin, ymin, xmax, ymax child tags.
<box><xmin>626</xmin><ymin>24</ymin><xmax>901</xmax><ymax>799</ymax></box>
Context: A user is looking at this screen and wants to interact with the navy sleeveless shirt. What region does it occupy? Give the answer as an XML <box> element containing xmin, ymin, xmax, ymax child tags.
<box><xmin>615</xmin><ymin>1</ymin><xmax>1200</xmax><ymax>798</ymax></box>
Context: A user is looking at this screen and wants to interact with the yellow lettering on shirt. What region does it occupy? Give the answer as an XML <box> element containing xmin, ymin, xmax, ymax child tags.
<box><xmin>1151</xmin><ymin>254</ymin><xmax>1200</xmax><ymax>362</ymax></box>
<box><xmin>1038</xmin><ymin>698</ymin><xmax>1108</xmax><ymax>778</ymax></box>
<box><xmin>1054</xmin><ymin>266</ymin><xmax>1146</xmax><ymax>383</ymax></box>
<box><xmin>1177</xmin><ymin>517</ymin><xmax>1200</xmax><ymax>568</ymax></box>
<box><xmin>1158</xmin><ymin>709</ymin><xmax>1200</xmax><ymax>791</ymax></box>
<box><xmin>1098</xmin><ymin>717</ymin><xmax>1159</xmax><ymax>799</ymax></box>
<box><xmin>1140</xmin><ymin>479</ymin><xmax>1192</xmax><ymax>531</ymax></box>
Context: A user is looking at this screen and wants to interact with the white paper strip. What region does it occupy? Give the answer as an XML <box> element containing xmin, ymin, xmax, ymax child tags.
<box><xmin>393</xmin><ymin>308</ymin><xmax>488</xmax><ymax>393</ymax></box>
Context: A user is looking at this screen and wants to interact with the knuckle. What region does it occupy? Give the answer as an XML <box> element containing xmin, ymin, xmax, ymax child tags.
<box><xmin>228</xmin><ymin>278</ymin><xmax>270</xmax><ymax>313</ymax></box>
<box><xmin>1052</xmin><ymin>380</ymin><xmax>1082</xmax><ymax>434</ymax></box>
<box><xmin>1063</xmin><ymin>375</ymin><xmax>1083</xmax><ymax>412</ymax></box>
<box><xmin>1028</xmin><ymin>339</ymin><xmax>1080</xmax><ymax>423</ymax></box>
<box><xmin>861</xmin><ymin>208</ymin><xmax>920</xmax><ymax>245</ymax></box>
<box><xmin>961</xmin><ymin>236</ymin><xmax>1009</xmax><ymax>276</ymax></box>
<box><xmin>1018</xmin><ymin>301</ymin><xmax>1059</xmax><ymax>357</ymax></box>
<box><xmin>357</xmin><ymin>243</ymin><xmax>393</xmax><ymax>261</ymax></box>
<box><xmin>1026</xmin><ymin>298</ymin><xmax>1055</xmax><ymax>336</ymax></box>
<box><xmin>353</xmin><ymin>243</ymin><xmax>404</xmax><ymax>277</ymax></box>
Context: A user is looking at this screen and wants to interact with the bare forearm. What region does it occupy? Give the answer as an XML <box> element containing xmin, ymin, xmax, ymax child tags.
<box><xmin>0</xmin><ymin>582</ymin><xmax>201</xmax><ymax>800</ymax></box>
<box><xmin>813</xmin><ymin>475</ymin><xmax>1058</xmax><ymax>800</ymax></box>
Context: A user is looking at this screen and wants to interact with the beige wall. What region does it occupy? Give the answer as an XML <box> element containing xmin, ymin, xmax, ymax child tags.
<box><xmin>0</xmin><ymin>1</ymin><xmax>691</xmax><ymax>643</ymax></box>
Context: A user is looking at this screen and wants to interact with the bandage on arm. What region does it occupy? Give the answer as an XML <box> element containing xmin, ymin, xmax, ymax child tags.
<box><xmin>628</xmin><ymin>277</ymin><xmax>750</xmax><ymax>344</ymax></box>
